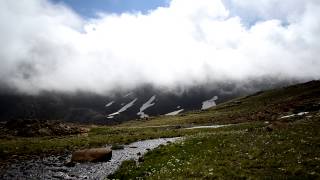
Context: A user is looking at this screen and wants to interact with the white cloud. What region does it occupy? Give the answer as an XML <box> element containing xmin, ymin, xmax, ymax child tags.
<box><xmin>0</xmin><ymin>0</ymin><xmax>319</xmax><ymax>94</ymax></box>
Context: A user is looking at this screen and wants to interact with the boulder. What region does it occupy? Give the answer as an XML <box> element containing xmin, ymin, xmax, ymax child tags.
<box><xmin>38</xmin><ymin>128</ymin><xmax>53</xmax><ymax>136</ymax></box>
<box><xmin>265</xmin><ymin>121</ymin><xmax>289</xmax><ymax>132</ymax></box>
<box><xmin>71</xmin><ymin>147</ymin><xmax>112</xmax><ymax>162</ymax></box>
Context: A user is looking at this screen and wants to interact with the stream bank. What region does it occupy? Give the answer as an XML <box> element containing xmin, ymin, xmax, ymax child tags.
<box><xmin>1</xmin><ymin>137</ymin><xmax>181</xmax><ymax>180</ymax></box>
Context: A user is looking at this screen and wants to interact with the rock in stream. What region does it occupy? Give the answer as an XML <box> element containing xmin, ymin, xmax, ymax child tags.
<box><xmin>1</xmin><ymin>137</ymin><xmax>181</xmax><ymax>180</ymax></box>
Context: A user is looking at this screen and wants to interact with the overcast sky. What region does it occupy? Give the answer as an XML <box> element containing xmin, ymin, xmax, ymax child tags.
<box><xmin>0</xmin><ymin>0</ymin><xmax>319</xmax><ymax>94</ymax></box>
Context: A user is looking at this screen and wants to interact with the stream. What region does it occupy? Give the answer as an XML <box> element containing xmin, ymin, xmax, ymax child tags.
<box><xmin>1</xmin><ymin>137</ymin><xmax>181</xmax><ymax>180</ymax></box>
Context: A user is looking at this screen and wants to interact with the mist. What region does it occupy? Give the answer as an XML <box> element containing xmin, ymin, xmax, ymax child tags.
<box><xmin>1</xmin><ymin>0</ymin><xmax>320</xmax><ymax>95</ymax></box>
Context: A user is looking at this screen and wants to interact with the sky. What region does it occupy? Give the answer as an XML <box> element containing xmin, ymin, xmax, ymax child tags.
<box><xmin>0</xmin><ymin>0</ymin><xmax>320</xmax><ymax>94</ymax></box>
<box><xmin>50</xmin><ymin>0</ymin><xmax>170</xmax><ymax>18</ymax></box>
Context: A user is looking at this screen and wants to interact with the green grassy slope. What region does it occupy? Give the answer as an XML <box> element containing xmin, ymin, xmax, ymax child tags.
<box><xmin>109</xmin><ymin>80</ymin><xmax>320</xmax><ymax>179</ymax></box>
<box><xmin>1</xmin><ymin>80</ymin><xmax>320</xmax><ymax>178</ymax></box>
<box><xmin>120</xmin><ymin>80</ymin><xmax>320</xmax><ymax>127</ymax></box>
<box><xmin>110</xmin><ymin>118</ymin><xmax>320</xmax><ymax>179</ymax></box>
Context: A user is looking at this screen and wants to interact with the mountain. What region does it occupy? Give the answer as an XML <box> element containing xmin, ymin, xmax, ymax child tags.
<box><xmin>0</xmin><ymin>79</ymin><xmax>297</xmax><ymax>125</ymax></box>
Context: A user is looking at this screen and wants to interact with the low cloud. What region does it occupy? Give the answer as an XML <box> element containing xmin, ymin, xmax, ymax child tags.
<box><xmin>0</xmin><ymin>0</ymin><xmax>319</xmax><ymax>94</ymax></box>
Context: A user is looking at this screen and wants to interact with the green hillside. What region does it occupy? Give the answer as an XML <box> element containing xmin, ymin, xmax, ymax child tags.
<box><xmin>1</xmin><ymin>81</ymin><xmax>320</xmax><ymax>179</ymax></box>
<box><xmin>121</xmin><ymin>80</ymin><xmax>320</xmax><ymax>127</ymax></box>
<box><xmin>110</xmin><ymin>80</ymin><xmax>320</xmax><ymax>179</ymax></box>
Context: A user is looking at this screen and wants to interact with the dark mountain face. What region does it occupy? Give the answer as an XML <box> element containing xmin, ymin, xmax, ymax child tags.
<box><xmin>0</xmin><ymin>79</ymin><xmax>298</xmax><ymax>125</ymax></box>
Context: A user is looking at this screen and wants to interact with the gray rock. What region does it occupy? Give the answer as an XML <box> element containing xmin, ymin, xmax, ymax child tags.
<box><xmin>38</xmin><ymin>128</ymin><xmax>53</xmax><ymax>136</ymax></box>
<box><xmin>71</xmin><ymin>148</ymin><xmax>112</xmax><ymax>162</ymax></box>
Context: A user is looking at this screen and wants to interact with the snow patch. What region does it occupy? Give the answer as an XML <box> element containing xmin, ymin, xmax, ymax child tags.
<box><xmin>201</xmin><ymin>96</ymin><xmax>218</xmax><ymax>110</ymax></box>
<box><xmin>280</xmin><ymin>112</ymin><xmax>309</xmax><ymax>119</ymax></box>
<box><xmin>123</xmin><ymin>92</ymin><xmax>133</xmax><ymax>97</ymax></box>
<box><xmin>297</xmin><ymin>112</ymin><xmax>309</xmax><ymax>116</ymax></box>
<box><xmin>280</xmin><ymin>114</ymin><xmax>296</xmax><ymax>119</ymax></box>
<box><xmin>137</xmin><ymin>95</ymin><xmax>156</xmax><ymax>118</ymax></box>
<box><xmin>137</xmin><ymin>112</ymin><xmax>149</xmax><ymax>118</ymax></box>
<box><xmin>108</xmin><ymin>98</ymin><xmax>138</xmax><ymax>118</ymax></box>
<box><xmin>165</xmin><ymin>109</ymin><xmax>184</xmax><ymax>116</ymax></box>
<box><xmin>186</xmin><ymin>124</ymin><xmax>230</xmax><ymax>129</ymax></box>
<box><xmin>105</xmin><ymin>101</ymin><xmax>114</xmax><ymax>107</ymax></box>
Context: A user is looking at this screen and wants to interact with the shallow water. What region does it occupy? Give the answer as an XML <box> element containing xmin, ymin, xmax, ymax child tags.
<box><xmin>1</xmin><ymin>137</ymin><xmax>181</xmax><ymax>180</ymax></box>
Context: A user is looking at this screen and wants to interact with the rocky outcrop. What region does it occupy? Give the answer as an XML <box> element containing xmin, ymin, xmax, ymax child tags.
<box><xmin>265</xmin><ymin>121</ymin><xmax>289</xmax><ymax>132</ymax></box>
<box><xmin>2</xmin><ymin>119</ymin><xmax>89</xmax><ymax>137</ymax></box>
<box><xmin>71</xmin><ymin>147</ymin><xmax>112</xmax><ymax>162</ymax></box>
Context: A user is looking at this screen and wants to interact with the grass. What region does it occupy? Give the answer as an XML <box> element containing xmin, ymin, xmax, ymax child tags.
<box><xmin>110</xmin><ymin>117</ymin><xmax>320</xmax><ymax>179</ymax></box>
<box><xmin>1</xmin><ymin>80</ymin><xmax>320</xmax><ymax>178</ymax></box>
<box><xmin>119</xmin><ymin>81</ymin><xmax>320</xmax><ymax>127</ymax></box>
<box><xmin>1</xmin><ymin>123</ymin><xmax>253</xmax><ymax>159</ymax></box>
<box><xmin>0</xmin><ymin>127</ymin><xmax>177</xmax><ymax>159</ymax></box>
<box><xmin>1</xmin><ymin>80</ymin><xmax>319</xmax><ymax>158</ymax></box>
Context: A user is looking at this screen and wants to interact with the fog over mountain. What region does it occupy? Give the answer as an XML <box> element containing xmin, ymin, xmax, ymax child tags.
<box><xmin>0</xmin><ymin>0</ymin><xmax>319</xmax><ymax>95</ymax></box>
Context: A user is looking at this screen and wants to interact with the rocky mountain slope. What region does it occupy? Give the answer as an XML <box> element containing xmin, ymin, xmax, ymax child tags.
<box><xmin>0</xmin><ymin>79</ymin><xmax>295</xmax><ymax>125</ymax></box>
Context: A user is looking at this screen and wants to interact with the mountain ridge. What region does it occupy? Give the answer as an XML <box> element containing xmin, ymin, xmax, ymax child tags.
<box><xmin>0</xmin><ymin>79</ymin><xmax>298</xmax><ymax>124</ymax></box>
